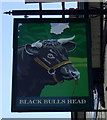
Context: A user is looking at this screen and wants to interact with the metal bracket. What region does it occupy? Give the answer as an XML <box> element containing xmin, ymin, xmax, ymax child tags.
<box><xmin>4</xmin><ymin>9</ymin><xmax>107</xmax><ymax>16</ymax></box>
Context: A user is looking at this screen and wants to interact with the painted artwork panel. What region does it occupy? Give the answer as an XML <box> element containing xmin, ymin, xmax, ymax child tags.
<box><xmin>12</xmin><ymin>18</ymin><xmax>93</xmax><ymax>112</ymax></box>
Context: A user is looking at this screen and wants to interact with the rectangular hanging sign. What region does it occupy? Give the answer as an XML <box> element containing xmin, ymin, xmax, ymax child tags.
<box><xmin>12</xmin><ymin>18</ymin><xmax>94</xmax><ymax>112</ymax></box>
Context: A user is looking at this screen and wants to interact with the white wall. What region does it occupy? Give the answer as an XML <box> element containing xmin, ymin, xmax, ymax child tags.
<box><xmin>0</xmin><ymin>1</ymin><xmax>2</xmax><ymax>119</ymax></box>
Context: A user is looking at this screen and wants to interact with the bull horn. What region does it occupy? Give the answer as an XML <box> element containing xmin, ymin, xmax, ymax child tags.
<box><xmin>58</xmin><ymin>35</ymin><xmax>75</xmax><ymax>44</ymax></box>
<box><xmin>31</xmin><ymin>41</ymin><xmax>42</xmax><ymax>48</ymax></box>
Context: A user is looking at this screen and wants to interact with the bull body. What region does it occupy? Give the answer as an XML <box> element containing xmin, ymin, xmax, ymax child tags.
<box><xmin>16</xmin><ymin>37</ymin><xmax>80</xmax><ymax>97</ymax></box>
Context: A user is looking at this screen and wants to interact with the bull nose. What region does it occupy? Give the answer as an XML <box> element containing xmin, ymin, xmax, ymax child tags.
<box><xmin>60</xmin><ymin>66</ymin><xmax>80</xmax><ymax>80</ymax></box>
<box><xmin>71</xmin><ymin>71</ymin><xmax>80</xmax><ymax>80</ymax></box>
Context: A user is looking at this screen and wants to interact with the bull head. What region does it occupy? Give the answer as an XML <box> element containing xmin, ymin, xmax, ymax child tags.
<box><xmin>25</xmin><ymin>35</ymin><xmax>76</xmax><ymax>55</ymax></box>
<box><xmin>24</xmin><ymin>35</ymin><xmax>80</xmax><ymax>84</ymax></box>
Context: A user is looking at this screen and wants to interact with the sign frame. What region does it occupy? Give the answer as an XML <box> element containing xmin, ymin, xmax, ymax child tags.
<box><xmin>12</xmin><ymin>18</ymin><xmax>93</xmax><ymax>112</ymax></box>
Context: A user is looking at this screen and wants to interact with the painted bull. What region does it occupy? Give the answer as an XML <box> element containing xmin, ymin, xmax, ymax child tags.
<box><xmin>16</xmin><ymin>35</ymin><xmax>80</xmax><ymax>97</ymax></box>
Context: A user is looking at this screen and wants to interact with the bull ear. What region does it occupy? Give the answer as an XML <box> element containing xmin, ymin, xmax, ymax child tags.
<box><xmin>62</xmin><ymin>42</ymin><xmax>76</xmax><ymax>52</ymax></box>
<box><xmin>25</xmin><ymin>44</ymin><xmax>39</xmax><ymax>56</ymax></box>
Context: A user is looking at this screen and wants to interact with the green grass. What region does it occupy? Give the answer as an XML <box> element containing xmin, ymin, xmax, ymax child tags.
<box><xmin>40</xmin><ymin>57</ymin><xmax>89</xmax><ymax>97</ymax></box>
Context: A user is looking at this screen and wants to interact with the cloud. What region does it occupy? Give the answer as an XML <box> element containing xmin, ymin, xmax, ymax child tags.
<box><xmin>50</xmin><ymin>23</ymin><xmax>69</xmax><ymax>35</ymax></box>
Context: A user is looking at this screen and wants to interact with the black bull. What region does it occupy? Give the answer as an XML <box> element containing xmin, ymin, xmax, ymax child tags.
<box><xmin>16</xmin><ymin>36</ymin><xmax>80</xmax><ymax>97</ymax></box>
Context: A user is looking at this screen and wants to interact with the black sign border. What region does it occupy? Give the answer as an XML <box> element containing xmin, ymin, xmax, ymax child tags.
<box><xmin>11</xmin><ymin>18</ymin><xmax>93</xmax><ymax>112</ymax></box>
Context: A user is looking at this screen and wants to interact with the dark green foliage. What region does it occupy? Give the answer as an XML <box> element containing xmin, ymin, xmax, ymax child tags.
<box><xmin>18</xmin><ymin>22</ymin><xmax>87</xmax><ymax>58</ymax></box>
<box><xmin>18</xmin><ymin>23</ymin><xmax>51</xmax><ymax>46</ymax></box>
<box><xmin>51</xmin><ymin>23</ymin><xmax>87</xmax><ymax>58</ymax></box>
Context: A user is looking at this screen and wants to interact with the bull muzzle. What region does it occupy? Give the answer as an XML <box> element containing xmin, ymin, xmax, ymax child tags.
<box><xmin>60</xmin><ymin>64</ymin><xmax>80</xmax><ymax>80</ymax></box>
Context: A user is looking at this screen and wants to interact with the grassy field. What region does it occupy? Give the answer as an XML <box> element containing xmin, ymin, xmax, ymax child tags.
<box><xmin>41</xmin><ymin>57</ymin><xmax>89</xmax><ymax>97</ymax></box>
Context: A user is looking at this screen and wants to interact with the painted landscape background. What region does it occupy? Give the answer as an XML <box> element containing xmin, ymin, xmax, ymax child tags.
<box><xmin>17</xmin><ymin>22</ymin><xmax>89</xmax><ymax>97</ymax></box>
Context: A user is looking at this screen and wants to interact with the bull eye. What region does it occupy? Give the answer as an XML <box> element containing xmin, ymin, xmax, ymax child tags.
<box><xmin>47</xmin><ymin>53</ymin><xmax>55</xmax><ymax>59</ymax></box>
